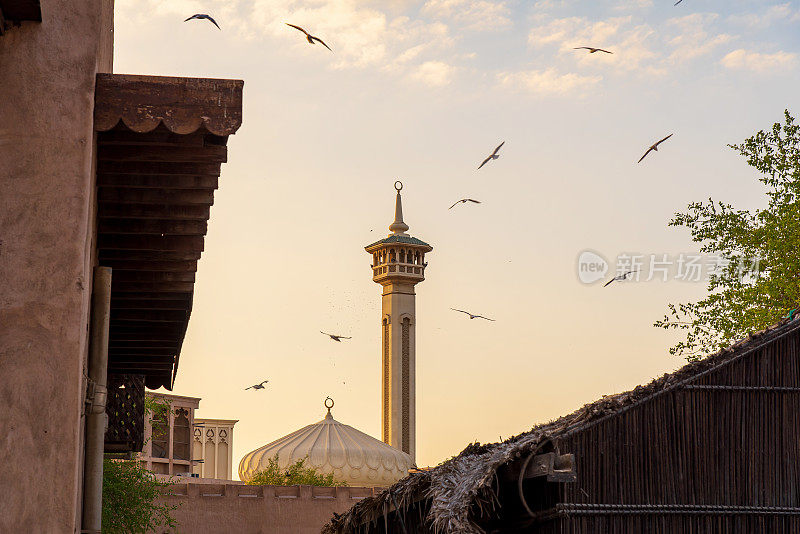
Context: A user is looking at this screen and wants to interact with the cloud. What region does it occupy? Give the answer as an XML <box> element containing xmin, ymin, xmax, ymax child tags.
<box><xmin>612</xmin><ymin>0</ymin><xmax>653</xmax><ymax>10</ymax></box>
<box><xmin>665</xmin><ymin>14</ymin><xmax>734</xmax><ymax>64</ymax></box>
<box><xmin>527</xmin><ymin>16</ymin><xmax>661</xmax><ymax>74</ymax></box>
<box><xmin>421</xmin><ymin>0</ymin><xmax>511</xmax><ymax>31</ymax></box>
<box><xmin>410</xmin><ymin>61</ymin><xmax>458</xmax><ymax>86</ymax></box>
<box><xmin>498</xmin><ymin>68</ymin><xmax>602</xmax><ymax>96</ymax></box>
<box><xmin>117</xmin><ymin>0</ymin><xmax>460</xmax><ymax>86</ymax></box>
<box><xmin>533</xmin><ymin>0</ymin><xmax>570</xmax><ymax>9</ymax></box>
<box><xmin>720</xmin><ymin>49</ymin><xmax>797</xmax><ymax>73</ymax></box>
<box><xmin>728</xmin><ymin>3</ymin><xmax>800</xmax><ymax>30</ymax></box>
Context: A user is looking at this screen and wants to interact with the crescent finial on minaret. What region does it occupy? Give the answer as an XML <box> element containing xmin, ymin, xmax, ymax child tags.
<box><xmin>389</xmin><ymin>181</ymin><xmax>409</xmax><ymax>235</ymax></box>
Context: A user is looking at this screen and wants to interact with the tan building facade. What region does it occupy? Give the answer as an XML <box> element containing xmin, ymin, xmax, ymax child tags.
<box><xmin>193</xmin><ymin>418</ymin><xmax>238</xmax><ymax>480</ymax></box>
<box><xmin>151</xmin><ymin>484</ymin><xmax>381</xmax><ymax>534</ymax></box>
<box><xmin>139</xmin><ymin>393</ymin><xmax>238</xmax><ymax>481</ymax></box>
<box><xmin>0</xmin><ymin>2</ymin><xmax>242</xmax><ymax>531</ymax></box>
<box><xmin>0</xmin><ymin>2</ymin><xmax>113</xmax><ymax>531</ymax></box>
<box><xmin>140</xmin><ymin>393</ymin><xmax>201</xmax><ymax>477</ymax></box>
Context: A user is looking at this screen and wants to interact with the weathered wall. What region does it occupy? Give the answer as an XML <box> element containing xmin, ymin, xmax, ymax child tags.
<box><xmin>0</xmin><ymin>1</ymin><xmax>113</xmax><ymax>531</ymax></box>
<box><xmin>152</xmin><ymin>484</ymin><xmax>380</xmax><ymax>534</ymax></box>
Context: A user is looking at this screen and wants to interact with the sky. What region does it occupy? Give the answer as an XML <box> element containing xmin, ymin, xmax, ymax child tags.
<box><xmin>113</xmin><ymin>0</ymin><xmax>800</xmax><ymax>474</ymax></box>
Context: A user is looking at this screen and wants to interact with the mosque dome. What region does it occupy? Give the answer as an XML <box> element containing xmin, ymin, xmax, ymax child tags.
<box><xmin>238</xmin><ymin>398</ymin><xmax>413</xmax><ymax>487</ymax></box>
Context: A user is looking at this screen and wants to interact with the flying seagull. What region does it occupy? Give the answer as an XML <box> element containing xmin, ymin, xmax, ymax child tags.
<box><xmin>285</xmin><ymin>23</ymin><xmax>332</xmax><ymax>52</ymax></box>
<box><xmin>184</xmin><ymin>14</ymin><xmax>220</xmax><ymax>29</ymax></box>
<box><xmin>451</xmin><ymin>308</ymin><xmax>495</xmax><ymax>321</ymax></box>
<box><xmin>604</xmin><ymin>270</ymin><xmax>637</xmax><ymax>287</ymax></box>
<box><xmin>573</xmin><ymin>46</ymin><xmax>613</xmax><ymax>54</ymax></box>
<box><xmin>321</xmin><ymin>331</ymin><xmax>352</xmax><ymax>342</ymax></box>
<box><xmin>245</xmin><ymin>380</ymin><xmax>269</xmax><ymax>390</ymax></box>
<box><xmin>638</xmin><ymin>133</ymin><xmax>673</xmax><ymax>163</ymax></box>
<box><xmin>478</xmin><ymin>141</ymin><xmax>505</xmax><ymax>169</ymax></box>
<box><xmin>449</xmin><ymin>198</ymin><xmax>481</xmax><ymax>210</ymax></box>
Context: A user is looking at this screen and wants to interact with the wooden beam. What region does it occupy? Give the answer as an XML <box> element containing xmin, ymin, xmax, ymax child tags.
<box><xmin>111</xmin><ymin>293</ymin><xmax>192</xmax><ymax>310</ymax></box>
<box><xmin>111</xmin><ymin>271</ymin><xmax>195</xmax><ymax>283</ymax></box>
<box><xmin>98</xmin><ymin>188</ymin><xmax>215</xmax><ymax>206</ymax></box>
<box><xmin>102</xmin><ymin>249</ymin><xmax>202</xmax><ymax>262</ymax></box>
<box><xmin>98</xmin><ymin>143</ymin><xmax>227</xmax><ymax>163</ymax></box>
<box><xmin>109</xmin><ymin>363</ymin><xmax>175</xmax><ymax>371</ymax></box>
<box><xmin>111</xmin><ymin>310</ymin><xmax>188</xmax><ymax>322</ymax></box>
<box><xmin>110</xmin><ymin>334</ymin><xmax>182</xmax><ymax>343</ymax></box>
<box><xmin>102</xmin><ymin>260</ymin><xmax>198</xmax><ymax>273</ymax></box>
<box><xmin>98</xmin><ymin>235</ymin><xmax>204</xmax><ymax>253</ymax></box>
<box><xmin>99</xmin><ymin>219</ymin><xmax>207</xmax><ymax>236</ymax></box>
<box><xmin>111</xmin><ymin>281</ymin><xmax>196</xmax><ymax>293</ymax></box>
<box><xmin>97</xmin><ymin>174</ymin><xmax>218</xmax><ymax>189</ymax></box>
<box><xmin>97</xmin><ymin>160</ymin><xmax>221</xmax><ymax>176</ymax></box>
<box><xmin>110</xmin><ymin>341</ymin><xmax>180</xmax><ymax>349</ymax></box>
<box><xmin>109</xmin><ymin>349</ymin><xmax>177</xmax><ymax>357</ymax></box>
<box><xmin>111</xmin><ymin>300</ymin><xmax>190</xmax><ymax>312</ymax></box>
<box><xmin>98</xmin><ymin>203</ymin><xmax>210</xmax><ymax>221</ymax></box>
<box><xmin>109</xmin><ymin>361</ymin><xmax>175</xmax><ymax>368</ymax></box>
<box><xmin>110</xmin><ymin>327</ymin><xmax>185</xmax><ymax>340</ymax></box>
<box><xmin>109</xmin><ymin>355</ymin><xmax>174</xmax><ymax>362</ymax></box>
<box><xmin>109</xmin><ymin>291</ymin><xmax>193</xmax><ymax>301</ymax></box>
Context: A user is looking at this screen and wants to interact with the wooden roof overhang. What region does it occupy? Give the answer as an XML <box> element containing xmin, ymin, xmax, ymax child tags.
<box><xmin>0</xmin><ymin>0</ymin><xmax>41</xmax><ymax>31</ymax></box>
<box><xmin>94</xmin><ymin>73</ymin><xmax>243</xmax><ymax>390</ymax></box>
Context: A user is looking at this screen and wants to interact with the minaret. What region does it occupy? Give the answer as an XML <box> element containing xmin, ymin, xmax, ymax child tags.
<box><xmin>365</xmin><ymin>182</ymin><xmax>432</xmax><ymax>463</ymax></box>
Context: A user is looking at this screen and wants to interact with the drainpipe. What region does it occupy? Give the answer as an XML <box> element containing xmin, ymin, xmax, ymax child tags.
<box><xmin>82</xmin><ymin>266</ymin><xmax>112</xmax><ymax>533</ymax></box>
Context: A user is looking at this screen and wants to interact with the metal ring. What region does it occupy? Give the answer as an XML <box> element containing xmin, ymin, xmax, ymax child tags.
<box><xmin>394</xmin><ymin>180</ymin><xmax>403</xmax><ymax>191</ymax></box>
<box><xmin>324</xmin><ymin>396</ymin><xmax>334</xmax><ymax>409</ymax></box>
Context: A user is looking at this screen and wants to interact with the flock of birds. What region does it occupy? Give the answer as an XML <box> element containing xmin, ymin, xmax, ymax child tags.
<box><xmin>183</xmin><ymin>6</ymin><xmax>686</xmax><ymax>391</ymax></box>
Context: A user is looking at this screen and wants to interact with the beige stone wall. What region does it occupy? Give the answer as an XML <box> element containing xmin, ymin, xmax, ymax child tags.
<box><xmin>0</xmin><ymin>1</ymin><xmax>113</xmax><ymax>531</ymax></box>
<box><xmin>150</xmin><ymin>484</ymin><xmax>380</xmax><ymax>534</ymax></box>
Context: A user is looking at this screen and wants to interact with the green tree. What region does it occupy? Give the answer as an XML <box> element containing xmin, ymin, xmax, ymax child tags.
<box><xmin>102</xmin><ymin>459</ymin><xmax>178</xmax><ymax>533</ymax></box>
<box><xmin>245</xmin><ymin>454</ymin><xmax>347</xmax><ymax>486</ymax></box>
<box><xmin>655</xmin><ymin>110</ymin><xmax>800</xmax><ymax>360</ymax></box>
<box><xmin>101</xmin><ymin>394</ymin><xmax>178</xmax><ymax>533</ymax></box>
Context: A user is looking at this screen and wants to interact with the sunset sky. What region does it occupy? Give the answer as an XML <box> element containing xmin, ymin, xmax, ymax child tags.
<box><xmin>114</xmin><ymin>0</ymin><xmax>800</xmax><ymax>473</ymax></box>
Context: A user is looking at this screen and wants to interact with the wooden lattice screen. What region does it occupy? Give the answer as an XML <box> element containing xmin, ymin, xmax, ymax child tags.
<box><xmin>104</xmin><ymin>373</ymin><xmax>145</xmax><ymax>453</ymax></box>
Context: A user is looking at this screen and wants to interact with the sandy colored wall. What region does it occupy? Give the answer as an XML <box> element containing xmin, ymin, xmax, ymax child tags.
<box><xmin>151</xmin><ymin>484</ymin><xmax>380</xmax><ymax>534</ymax></box>
<box><xmin>0</xmin><ymin>0</ymin><xmax>113</xmax><ymax>531</ymax></box>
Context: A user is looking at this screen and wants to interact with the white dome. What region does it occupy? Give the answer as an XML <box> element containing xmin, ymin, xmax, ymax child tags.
<box><xmin>238</xmin><ymin>401</ymin><xmax>413</xmax><ymax>487</ymax></box>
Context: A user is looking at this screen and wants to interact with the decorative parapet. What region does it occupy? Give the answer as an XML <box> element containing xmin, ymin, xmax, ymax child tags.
<box><xmin>163</xmin><ymin>483</ymin><xmax>380</xmax><ymax>501</ymax></box>
<box><xmin>94</xmin><ymin>73</ymin><xmax>243</xmax><ymax>136</ymax></box>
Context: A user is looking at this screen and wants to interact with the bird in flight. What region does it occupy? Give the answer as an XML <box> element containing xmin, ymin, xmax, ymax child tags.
<box><xmin>638</xmin><ymin>133</ymin><xmax>673</xmax><ymax>163</ymax></box>
<box><xmin>449</xmin><ymin>198</ymin><xmax>481</xmax><ymax>210</ymax></box>
<box><xmin>478</xmin><ymin>141</ymin><xmax>505</xmax><ymax>169</ymax></box>
<box><xmin>285</xmin><ymin>23</ymin><xmax>332</xmax><ymax>52</ymax></box>
<box><xmin>321</xmin><ymin>331</ymin><xmax>352</xmax><ymax>342</ymax></box>
<box><xmin>573</xmin><ymin>47</ymin><xmax>613</xmax><ymax>54</ymax></box>
<box><xmin>674</xmin><ymin>0</ymin><xmax>684</xmax><ymax>5</ymax></box>
<box><xmin>451</xmin><ymin>308</ymin><xmax>495</xmax><ymax>321</ymax></box>
<box><xmin>184</xmin><ymin>14</ymin><xmax>220</xmax><ymax>29</ymax></box>
<box><xmin>245</xmin><ymin>380</ymin><xmax>269</xmax><ymax>391</ymax></box>
<box><xmin>604</xmin><ymin>270</ymin><xmax>637</xmax><ymax>287</ymax></box>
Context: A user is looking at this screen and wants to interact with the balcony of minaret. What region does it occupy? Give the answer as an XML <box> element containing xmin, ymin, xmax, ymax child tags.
<box><xmin>370</xmin><ymin>247</ymin><xmax>427</xmax><ymax>282</ymax></box>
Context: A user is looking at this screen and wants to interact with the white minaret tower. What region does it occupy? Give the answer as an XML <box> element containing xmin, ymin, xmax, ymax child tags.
<box><xmin>365</xmin><ymin>182</ymin><xmax>432</xmax><ymax>463</ymax></box>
